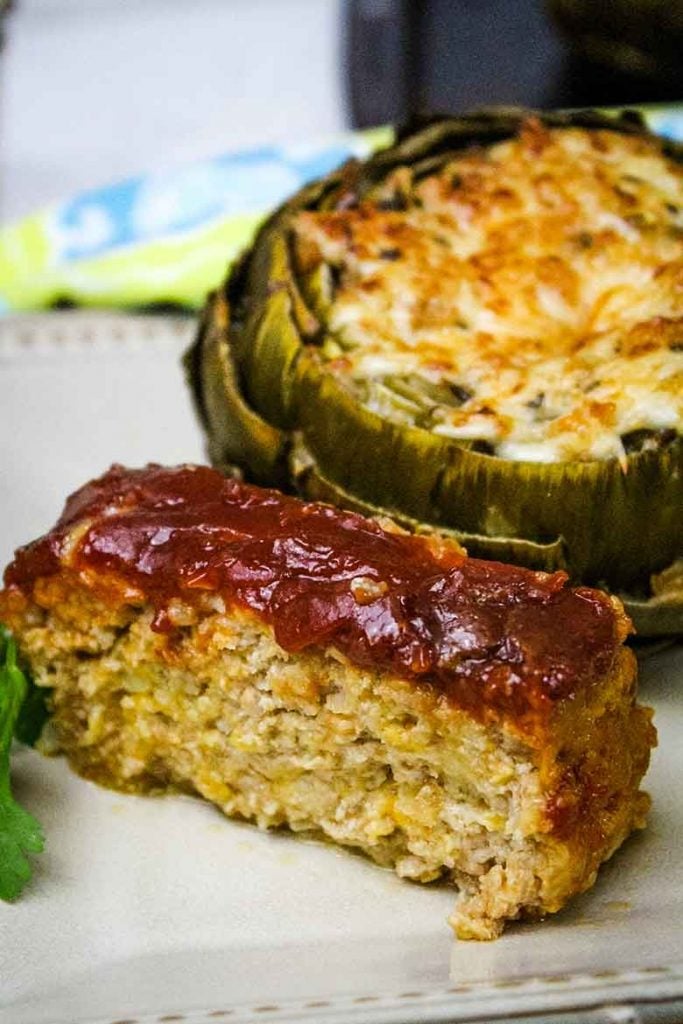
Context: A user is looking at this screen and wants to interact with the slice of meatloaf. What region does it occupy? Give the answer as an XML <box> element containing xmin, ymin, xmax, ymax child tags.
<box><xmin>0</xmin><ymin>464</ymin><xmax>656</xmax><ymax>939</ymax></box>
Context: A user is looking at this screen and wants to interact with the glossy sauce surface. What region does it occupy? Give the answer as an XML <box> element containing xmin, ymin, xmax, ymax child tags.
<box><xmin>5</xmin><ymin>464</ymin><xmax>620</xmax><ymax>726</ymax></box>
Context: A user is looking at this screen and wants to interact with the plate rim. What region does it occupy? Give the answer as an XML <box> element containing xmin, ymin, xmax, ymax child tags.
<box><xmin>2</xmin><ymin>311</ymin><xmax>682</xmax><ymax>1024</ymax></box>
<box><xmin>8</xmin><ymin>963</ymin><xmax>683</xmax><ymax>1024</ymax></box>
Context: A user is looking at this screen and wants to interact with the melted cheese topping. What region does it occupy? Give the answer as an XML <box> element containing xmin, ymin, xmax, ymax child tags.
<box><xmin>294</xmin><ymin>120</ymin><xmax>683</xmax><ymax>462</ymax></box>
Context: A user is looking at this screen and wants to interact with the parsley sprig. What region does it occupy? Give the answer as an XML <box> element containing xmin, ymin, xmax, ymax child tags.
<box><xmin>0</xmin><ymin>626</ymin><xmax>45</xmax><ymax>901</ymax></box>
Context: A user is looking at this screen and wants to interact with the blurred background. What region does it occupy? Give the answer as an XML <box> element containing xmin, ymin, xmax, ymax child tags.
<box><xmin>2</xmin><ymin>0</ymin><xmax>683</xmax><ymax>222</ymax></box>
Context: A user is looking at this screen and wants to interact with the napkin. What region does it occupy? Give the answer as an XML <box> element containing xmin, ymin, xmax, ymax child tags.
<box><xmin>0</xmin><ymin>128</ymin><xmax>391</xmax><ymax>314</ymax></box>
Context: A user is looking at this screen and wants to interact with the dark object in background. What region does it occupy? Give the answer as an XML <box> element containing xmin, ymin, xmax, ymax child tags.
<box><xmin>344</xmin><ymin>0</ymin><xmax>422</xmax><ymax>127</ymax></box>
<box><xmin>0</xmin><ymin>0</ymin><xmax>13</xmax><ymax>49</ymax></box>
<box><xmin>551</xmin><ymin>0</ymin><xmax>683</xmax><ymax>100</ymax></box>
<box><xmin>344</xmin><ymin>0</ymin><xmax>683</xmax><ymax>127</ymax></box>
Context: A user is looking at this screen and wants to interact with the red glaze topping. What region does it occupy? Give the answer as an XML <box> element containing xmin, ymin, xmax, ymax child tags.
<box><xmin>4</xmin><ymin>465</ymin><xmax>621</xmax><ymax>729</ymax></box>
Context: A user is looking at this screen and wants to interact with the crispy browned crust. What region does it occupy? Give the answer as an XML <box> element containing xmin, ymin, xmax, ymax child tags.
<box><xmin>293</xmin><ymin>119</ymin><xmax>683</xmax><ymax>464</ymax></box>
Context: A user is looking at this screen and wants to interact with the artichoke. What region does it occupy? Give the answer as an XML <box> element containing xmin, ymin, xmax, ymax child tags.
<box><xmin>186</xmin><ymin>108</ymin><xmax>683</xmax><ymax>636</ymax></box>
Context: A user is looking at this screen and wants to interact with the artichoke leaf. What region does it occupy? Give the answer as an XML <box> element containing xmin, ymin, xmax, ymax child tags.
<box><xmin>184</xmin><ymin>293</ymin><xmax>289</xmax><ymax>486</ymax></box>
<box><xmin>242</xmin><ymin>287</ymin><xmax>304</xmax><ymax>430</ymax></box>
<box><xmin>621</xmin><ymin>560</ymin><xmax>683</xmax><ymax>637</ymax></box>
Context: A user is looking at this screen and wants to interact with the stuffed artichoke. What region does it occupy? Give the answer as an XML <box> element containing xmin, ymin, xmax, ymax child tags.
<box><xmin>186</xmin><ymin>108</ymin><xmax>683</xmax><ymax>636</ymax></box>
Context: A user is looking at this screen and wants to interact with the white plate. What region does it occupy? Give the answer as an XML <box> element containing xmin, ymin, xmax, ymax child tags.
<box><xmin>0</xmin><ymin>313</ymin><xmax>681</xmax><ymax>1024</ymax></box>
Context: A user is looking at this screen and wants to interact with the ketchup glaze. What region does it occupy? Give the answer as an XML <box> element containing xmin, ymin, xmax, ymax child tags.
<box><xmin>4</xmin><ymin>464</ymin><xmax>621</xmax><ymax>728</ymax></box>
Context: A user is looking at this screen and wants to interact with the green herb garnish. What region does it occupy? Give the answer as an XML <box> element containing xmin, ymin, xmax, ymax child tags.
<box><xmin>0</xmin><ymin>625</ymin><xmax>45</xmax><ymax>901</ymax></box>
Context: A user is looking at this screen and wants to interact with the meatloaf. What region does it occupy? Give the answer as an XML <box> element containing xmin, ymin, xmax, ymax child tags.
<box><xmin>0</xmin><ymin>464</ymin><xmax>656</xmax><ymax>939</ymax></box>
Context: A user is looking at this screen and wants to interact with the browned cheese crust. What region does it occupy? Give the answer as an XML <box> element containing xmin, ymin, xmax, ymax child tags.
<box><xmin>295</xmin><ymin>119</ymin><xmax>683</xmax><ymax>463</ymax></box>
